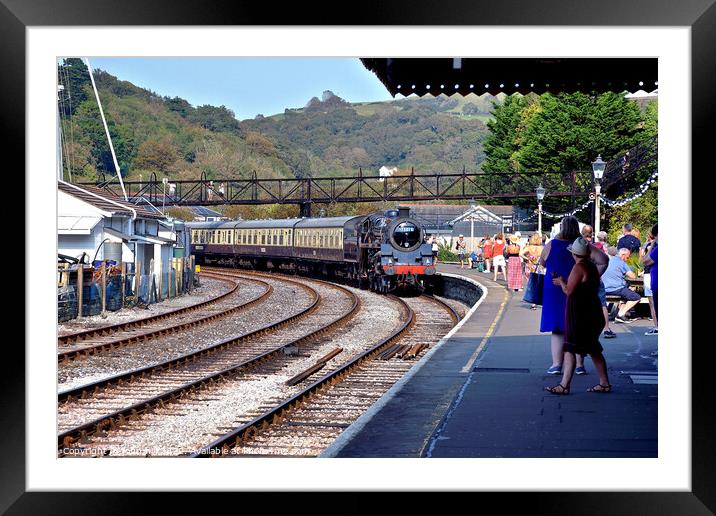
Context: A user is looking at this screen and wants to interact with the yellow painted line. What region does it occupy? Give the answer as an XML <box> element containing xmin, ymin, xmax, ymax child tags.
<box><xmin>460</xmin><ymin>288</ymin><xmax>509</xmax><ymax>373</ymax></box>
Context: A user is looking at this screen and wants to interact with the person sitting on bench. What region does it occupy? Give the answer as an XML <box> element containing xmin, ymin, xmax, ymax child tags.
<box><xmin>601</xmin><ymin>247</ymin><xmax>640</xmax><ymax>323</ymax></box>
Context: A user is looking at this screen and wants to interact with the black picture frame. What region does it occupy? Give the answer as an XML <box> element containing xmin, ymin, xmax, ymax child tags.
<box><xmin>5</xmin><ymin>0</ymin><xmax>714</xmax><ymax>513</ymax></box>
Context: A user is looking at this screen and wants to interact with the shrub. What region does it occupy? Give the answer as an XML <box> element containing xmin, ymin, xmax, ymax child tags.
<box><xmin>438</xmin><ymin>242</ymin><xmax>458</xmax><ymax>262</ymax></box>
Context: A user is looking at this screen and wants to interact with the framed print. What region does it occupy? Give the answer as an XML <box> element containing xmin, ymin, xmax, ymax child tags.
<box><xmin>4</xmin><ymin>0</ymin><xmax>715</xmax><ymax>512</ymax></box>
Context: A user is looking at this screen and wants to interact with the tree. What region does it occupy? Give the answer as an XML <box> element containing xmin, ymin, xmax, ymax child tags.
<box><xmin>133</xmin><ymin>138</ymin><xmax>178</xmax><ymax>173</ymax></box>
<box><xmin>165</xmin><ymin>96</ymin><xmax>193</xmax><ymax>118</ymax></box>
<box><xmin>165</xmin><ymin>206</ymin><xmax>196</xmax><ymax>221</ymax></box>
<box><xmin>245</xmin><ymin>131</ymin><xmax>278</xmax><ymax>157</ymax></box>
<box><xmin>57</xmin><ymin>58</ymin><xmax>90</xmax><ymax>117</ymax></box>
<box><xmin>189</xmin><ymin>105</ymin><xmax>242</xmax><ymax>134</ymax></box>
<box><xmin>462</xmin><ymin>103</ymin><xmax>479</xmax><ymax>116</ymax></box>
<box><xmin>482</xmin><ymin>95</ymin><xmax>527</xmax><ymax>173</ymax></box>
<box><xmin>516</xmin><ymin>92</ymin><xmax>643</xmax><ymax>173</ymax></box>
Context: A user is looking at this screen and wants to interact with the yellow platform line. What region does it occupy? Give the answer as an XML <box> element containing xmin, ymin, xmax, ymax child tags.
<box><xmin>460</xmin><ymin>288</ymin><xmax>509</xmax><ymax>373</ymax></box>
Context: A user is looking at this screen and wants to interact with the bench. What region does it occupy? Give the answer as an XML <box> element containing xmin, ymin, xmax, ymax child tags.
<box><xmin>605</xmin><ymin>294</ymin><xmax>650</xmax><ymax>320</ymax></box>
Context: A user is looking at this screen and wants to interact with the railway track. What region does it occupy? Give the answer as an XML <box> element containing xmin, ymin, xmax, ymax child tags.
<box><xmin>57</xmin><ymin>271</ymin><xmax>315</xmax><ymax>390</ymax></box>
<box><xmin>57</xmin><ymin>273</ymin><xmax>270</xmax><ymax>362</ymax></box>
<box><xmin>192</xmin><ymin>294</ymin><xmax>458</xmax><ymax>457</ymax></box>
<box><xmin>58</xmin><ymin>272</ymin><xmax>360</xmax><ymax>453</ymax></box>
<box><xmin>58</xmin><ymin>273</ymin><xmax>237</xmax><ymax>347</ymax></box>
<box><xmin>58</xmin><ymin>269</ymin><xmax>464</xmax><ymax>458</ymax></box>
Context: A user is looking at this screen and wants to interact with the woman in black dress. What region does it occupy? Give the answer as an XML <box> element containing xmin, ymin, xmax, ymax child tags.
<box><xmin>545</xmin><ymin>237</ymin><xmax>612</xmax><ymax>394</ymax></box>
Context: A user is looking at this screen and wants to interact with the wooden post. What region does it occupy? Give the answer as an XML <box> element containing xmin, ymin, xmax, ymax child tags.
<box><xmin>151</xmin><ymin>258</ymin><xmax>159</xmax><ymax>302</ymax></box>
<box><xmin>174</xmin><ymin>259</ymin><xmax>179</xmax><ymax>297</ymax></box>
<box><xmin>121</xmin><ymin>262</ymin><xmax>127</xmax><ymax>307</ymax></box>
<box><xmin>177</xmin><ymin>258</ymin><xmax>182</xmax><ymax>295</ymax></box>
<box><xmin>152</xmin><ymin>275</ymin><xmax>159</xmax><ymax>303</ymax></box>
<box><xmin>134</xmin><ymin>260</ymin><xmax>141</xmax><ymax>305</ymax></box>
<box><xmin>58</xmin><ymin>263</ymin><xmax>69</xmax><ymax>287</ymax></box>
<box><xmin>100</xmin><ymin>261</ymin><xmax>107</xmax><ymax>314</ymax></box>
<box><xmin>77</xmin><ymin>264</ymin><xmax>84</xmax><ymax>318</ymax></box>
<box><xmin>190</xmin><ymin>255</ymin><xmax>195</xmax><ymax>291</ymax></box>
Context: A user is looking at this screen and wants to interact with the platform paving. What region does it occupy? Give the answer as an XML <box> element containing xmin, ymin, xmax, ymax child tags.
<box><xmin>325</xmin><ymin>264</ymin><xmax>658</xmax><ymax>458</ymax></box>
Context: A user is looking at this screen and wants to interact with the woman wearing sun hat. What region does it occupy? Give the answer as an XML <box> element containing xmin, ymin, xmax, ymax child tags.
<box><xmin>545</xmin><ymin>236</ymin><xmax>612</xmax><ymax>395</ymax></box>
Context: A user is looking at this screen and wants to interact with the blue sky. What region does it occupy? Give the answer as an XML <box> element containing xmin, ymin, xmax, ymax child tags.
<box><xmin>85</xmin><ymin>57</ymin><xmax>396</xmax><ymax>121</ymax></box>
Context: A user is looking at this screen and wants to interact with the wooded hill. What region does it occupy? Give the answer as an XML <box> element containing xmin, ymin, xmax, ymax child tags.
<box><xmin>57</xmin><ymin>59</ymin><xmax>499</xmax><ymax>184</ymax></box>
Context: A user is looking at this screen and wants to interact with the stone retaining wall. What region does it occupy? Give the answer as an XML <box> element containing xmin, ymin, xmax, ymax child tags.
<box><xmin>428</xmin><ymin>273</ymin><xmax>483</xmax><ymax>307</ymax></box>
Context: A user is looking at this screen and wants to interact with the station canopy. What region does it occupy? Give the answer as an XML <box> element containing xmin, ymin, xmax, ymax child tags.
<box><xmin>361</xmin><ymin>58</ymin><xmax>657</xmax><ymax>97</ymax></box>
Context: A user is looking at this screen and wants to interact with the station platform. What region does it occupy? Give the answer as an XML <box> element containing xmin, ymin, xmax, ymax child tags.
<box><xmin>322</xmin><ymin>264</ymin><xmax>658</xmax><ymax>458</ymax></box>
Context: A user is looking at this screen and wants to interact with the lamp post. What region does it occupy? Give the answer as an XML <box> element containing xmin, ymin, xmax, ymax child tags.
<box><xmin>535</xmin><ymin>184</ymin><xmax>546</xmax><ymax>236</ymax></box>
<box><xmin>162</xmin><ymin>177</ymin><xmax>168</xmax><ymax>214</ymax></box>
<box><xmin>592</xmin><ymin>155</ymin><xmax>606</xmax><ymax>234</ymax></box>
<box><xmin>469</xmin><ymin>198</ymin><xmax>476</xmax><ymax>251</ymax></box>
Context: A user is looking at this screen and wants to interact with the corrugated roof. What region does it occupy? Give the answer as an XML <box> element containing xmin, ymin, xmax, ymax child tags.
<box><xmin>59</xmin><ymin>182</ymin><xmax>166</xmax><ymax>219</ymax></box>
<box><xmin>190</xmin><ymin>206</ymin><xmax>223</xmax><ymax>217</ymax></box>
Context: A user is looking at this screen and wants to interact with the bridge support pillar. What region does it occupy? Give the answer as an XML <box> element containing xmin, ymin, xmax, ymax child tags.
<box><xmin>300</xmin><ymin>202</ymin><xmax>312</xmax><ymax>218</ymax></box>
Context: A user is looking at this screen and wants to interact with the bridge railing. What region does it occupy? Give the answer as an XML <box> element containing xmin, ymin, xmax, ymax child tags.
<box><xmin>79</xmin><ymin>136</ymin><xmax>656</xmax><ymax>208</ymax></box>
<box><xmin>81</xmin><ymin>169</ymin><xmax>592</xmax><ymax>207</ymax></box>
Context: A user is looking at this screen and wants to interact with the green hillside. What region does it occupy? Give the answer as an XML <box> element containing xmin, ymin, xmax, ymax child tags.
<box><xmin>57</xmin><ymin>59</ymin><xmax>501</xmax><ymax>184</ymax></box>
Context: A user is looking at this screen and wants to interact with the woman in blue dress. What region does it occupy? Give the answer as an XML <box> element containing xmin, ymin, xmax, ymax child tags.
<box><xmin>539</xmin><ymin>216</ymin><xmax>586</xmax><ymax>375</ymax></box>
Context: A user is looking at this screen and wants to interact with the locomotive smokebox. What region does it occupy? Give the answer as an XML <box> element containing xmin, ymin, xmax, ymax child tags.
<box><xmin>397</xmin><ymin>205</ymin><xmax>411</xmax><ymax>218</ymax></box>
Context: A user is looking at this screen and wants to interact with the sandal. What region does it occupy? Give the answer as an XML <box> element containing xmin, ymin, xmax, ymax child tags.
<box><xmin>544</xmin><ymin>384</ymin><xmax>570</xmax><ymax>395</ymax></box>
<box><xmin>587</xmin><ymin>384</ymin><xmax>612</xmax><ymax>393</ymax></box>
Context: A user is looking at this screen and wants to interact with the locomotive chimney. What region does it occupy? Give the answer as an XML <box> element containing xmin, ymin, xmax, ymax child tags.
<box><xmin>397</xmin><ymin>205</ymin><xmax>410</xmax><ymax>218</ymax></box>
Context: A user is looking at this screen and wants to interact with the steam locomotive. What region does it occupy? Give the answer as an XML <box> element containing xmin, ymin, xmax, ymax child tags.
<box><xmin>186</xmin><ymin>206</ymin><xmax>435</xmax><ymax>293</ymax></box>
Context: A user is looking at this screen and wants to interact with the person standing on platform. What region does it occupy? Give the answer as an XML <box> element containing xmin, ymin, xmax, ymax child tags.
<box><xmin>641</xmin><ymin>224</ymin><xmax>658</xmax><ymax>337</ymax></box>
<box><xmin>506</xmin><ymin>235</ymin><xmax>523</xmax><ymax>291</ymax></box>
<box><xmin>520</xmin><ymin>233</ymin><xmax>544</xmax><ymax>310</ymax></box>
<box><xmin>491</xmin><ymin>233</ymin><xmax>507</xmax><ymax>282</ymax></box>
<box><xmin>617</xmin><ymin>223</ymin><xmax>641</xmax><ymax>254</ymax></box>
<box><xmin>431</xmin><ymin>236</ymin><xmax>440</xmax><ymax>265</ymax></box>
<box><xmin>482</xmin><ymin>235</ymin><xmax>493</xmax><ymax>273</ymax></box>
<box><xmin>539</xmin><ymin>216</ymin><xmax>583</xmax><ymax>375</ymax></box>
<box><xmin>594</xmin><ymin>230</ymin><xmax>608</xmax><ymax>252</ymax></box>
<box><xmin>582</xmin><ymin>225</ymin><xmax>615</xmax><ymax>339</ymax></box>
<box><xmin>545</xmin><ymin>237</ymin><xmax>612</xmax><ymax>395</ymax></box>
<box><xmin>456</xmin><ymin>235</ymin><xmax>467</xmax><ymax>269</ymax></box>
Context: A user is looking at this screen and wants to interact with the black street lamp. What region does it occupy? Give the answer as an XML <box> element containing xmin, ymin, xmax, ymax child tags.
<box><xmin>592</xmin><ymin>155</ymin><xmax>606</xmax><ymax>233</ymax></box>
<box><xmin>535</xmin><ymin>184</ymin><xmax>546</xmax><ymax>235</ymax></box>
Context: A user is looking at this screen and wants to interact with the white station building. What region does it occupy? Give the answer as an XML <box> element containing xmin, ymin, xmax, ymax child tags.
<box><xmin>57</xmin><ymin>180</ymin><xmax>177</xmax><ymax>278</ymax></box>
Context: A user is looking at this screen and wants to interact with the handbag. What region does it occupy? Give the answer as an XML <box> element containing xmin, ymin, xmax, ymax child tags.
<box><xmin>523</xmin><ymin>272</ymin><xmax>545</xmax><ymax>305</ymax></box>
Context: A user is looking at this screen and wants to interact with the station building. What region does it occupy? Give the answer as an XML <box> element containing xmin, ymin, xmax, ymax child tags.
<box><xmin>57</xmin><ymin>181</ymin><xmax>177</xmax><ymax>279</ymax></box>
<box><xmin>406</xmin><ymin>203</ymin><xmax>533</xmax><ymax>250</ymax></box>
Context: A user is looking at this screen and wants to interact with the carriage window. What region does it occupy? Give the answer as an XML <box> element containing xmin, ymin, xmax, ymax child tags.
<box><xmin>279</xmin><ymin>233</ymin><xmax>284</xmax><ymax>245</ymax></box>
<box><xmin>261</xmin><ymin>233</ymin><xmax>266</xmax><ymax>245</ymax></box>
